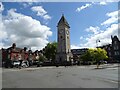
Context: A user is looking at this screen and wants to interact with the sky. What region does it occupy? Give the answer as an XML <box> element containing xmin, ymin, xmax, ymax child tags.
<box><xmin>0</xmin><ymin>1</ymin><xmax>119</xmax><ymax>51</ymax></box>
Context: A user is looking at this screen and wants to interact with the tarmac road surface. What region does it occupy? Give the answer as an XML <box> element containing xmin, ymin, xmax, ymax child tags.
<box><xmin>2</xmin><ymin>64</ymin><xmax>119</xmax><ymax>88</ymax></box>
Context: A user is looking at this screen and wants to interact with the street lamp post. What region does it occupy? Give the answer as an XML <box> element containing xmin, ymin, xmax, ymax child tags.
<box><xmin>96</xmin><ymin>39</ymin><xmax>100</xmax><ymax>48</ymax></box>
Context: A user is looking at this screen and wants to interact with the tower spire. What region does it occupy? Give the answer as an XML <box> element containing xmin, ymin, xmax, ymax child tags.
<box><xmin>57</xmin><ymin>14</ymin><xmax>70</xmax><ymax>28</ymax></box>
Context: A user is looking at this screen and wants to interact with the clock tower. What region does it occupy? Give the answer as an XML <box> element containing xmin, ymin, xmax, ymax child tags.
<box><xmin>56</xmin><ymin>14</ymin><xmax>72</xmax><ymax>64</ymax></box>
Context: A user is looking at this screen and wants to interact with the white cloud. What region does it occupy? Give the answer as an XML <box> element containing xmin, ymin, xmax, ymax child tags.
<box><xmin>0</xmin><ymin>2</ymin><xmax>4</xmax><ymax>12</ymax></box>
<box><xmin>23</xmin><ymin>3</ymin><xmax>28</xmax><ymax>8</ymax></box>
<box><xmin>91</xmin><ymin>2</ymin><xmax>107</xmax><ymax>5</ymax></box>
<box><xmin>0</xmin><ymin>22</ymin><xmax>7</xmax><ymax>40</ymax></box>
<box><xmin>19</xmin><ymin>2</ymin><xmax>35</xmax><ymax>9</ymax></box>
<box><xmin>81</xmin><ymin>10</ymin><xmax>119</xmax><ymax>48</ymax></box>
<box><xmin>1</xmin><ymin>0</ymin><xmax>120</xmax><ymax>2</ymax></box>
<box><xmin>31</xmin><ymin>6</ymin><xmax>51</xmax><ymax>20</ymax></box>
<box><xmin>72</xmin><ymin>10</ymin><xmax>118</xmax><ymax>49</ymax></box>
<box><xmin>22</xmin><ymin>2</ymin><xmax>32</xmax><ymax>8</ymax></box>
<box><xmin>82</xmin><ymin>24</ymin><xmax>118</xmax><ymax>48</ymax></box>
<box><xmin>80</xmin><ymin>36</ymin><xmax>83</xmax><ymax>40</ymax></box>
<box><xmin>1</xmin><ymin>9</ymin><xmax>52</xmax><ymax>51</ymax></box>
<box><xmin>101</xmin><ymin>10</ymin><xmax>118</xmax><ymax>26</ymax></box>
<box><xmin>76</xmin><ymin>2</ymin><xmax>108</xmax><ymax>12</ymax></box>
<box><xmin>31</xmin><ymin>6</ymin><xmax>47</xmax><ymax>16</ymax></box>
<box><xmin>86</xmin><ymin>26</ymin><xmax>101</xmax><ymax>35</ymax></box>
<box><xmin>71</xmin><ymin>23</ymin><xmax>118</xmax><ymax>49</ymax></box>
<box><xmin>99</xmin><ymin>2</ymin><xmax>107</xmax><ymax>5</ymax></box>
<box><xmin>7</xmin><ymin>8</ymin><xmax>24</xmax><ymax>18</ymax></box>
<box><xmin>71</xmin><ymin>45</ymin><xmax>80</xmax><ymax>49</ymax></box>
<box><xmin>43</xmin><ymin>14</ymin><xmax>51</xmax><ymax>20</ymax></box>
<box><xmin>76</xmin><ymin>3</ymin><xmax>92</xmax><ymax>12</ymax></box>
<box><xmin>71</xmin><ymin>44</ymin><xmax>90</xmax><ymax>49</ymax></box>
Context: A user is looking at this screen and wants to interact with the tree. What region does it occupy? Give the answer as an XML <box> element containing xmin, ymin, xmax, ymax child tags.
<box><xmin>94</xmin><ymin>48</ymin><xmax>108</xmax><ymax>68</ymax></box>
<box><xmin>43</xmin><ymin>42</ymin><xmax>57</xmax><ymax>62</ymax></box>
<box><xmin>80</xmin><ymin>49</ymin><xmax>94</xmax><ymax>65</ymax></box>
<box><xmin>39</xmin><ymin>54</ymin><xmax>47</xmax><ymax>62</ymax></box>
<box><xmin>81</xmin><ymin>48</ymin><xmax>108</xmax><ymax>68</ymax></box>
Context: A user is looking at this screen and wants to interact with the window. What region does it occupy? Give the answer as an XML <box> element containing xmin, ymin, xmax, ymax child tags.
<box><xmin>114</xmin><ymin>46</ymin><xmax>116</xmax><ymax>50</ymax></box>
<box><xmin>117</xmin><ymin>46</ymin><xmax>119</xmax><ymax>50</ymax></box>
<box><xmin>114</xmin><ymin>47</ymin><xmax>115</xmax><ymax>50</ymax></box>
<box><xmin>114</xmin><ymin>51</ymin><xmax>120</xmax><ymax>55</ymax></box>
<box><xmin>60</xmin><ymin>36</ymin><xmax>63</xmax><ymax>39</ymax></box>
<box><xmin>114</xmin><ymin>41</ymin><xmax>117</xmax><ymax>44</ymax></box>
<box><xmin>109</xmin><ymin>52</ymin><xmax>111</xmax><ymax>56</ymax></box>
<box><xmin>117</xmin><ymin>51</ymin><xmax>119</xmax><ymax>55</ymax></box>
<box><xmin>114</xmin><ymin>46</ymin><xmax>119</xmax><ymax>50</ymax></box>
<box><xmin>77</xmin><ymin>50</ymin><xmax>80</xmax><ymax>51</ymax></box>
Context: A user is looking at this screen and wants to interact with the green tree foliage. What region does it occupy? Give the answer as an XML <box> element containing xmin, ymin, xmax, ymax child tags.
<box><xmin>81</xmin><ymin>50</ymin><xmax>91</xmax><ymax>62</ymax></box>
<box><xmin>81</xmin><ymin>48</ymin><xmax>108</xmax><ymax>67</ymax></box>
<box><xmin>43</xmin><ymin>42</ymin><xmax>57</xmax><ymax>62</ymax></box>
<box><xmin>93</xmin><ymin>48</ymin><xmax>108</xmax><ymax>63</ymax></box>
<box><xmin>39</xmin><ymin>55</ymin><xmax>47</xmax><ymax>62</ymax></box>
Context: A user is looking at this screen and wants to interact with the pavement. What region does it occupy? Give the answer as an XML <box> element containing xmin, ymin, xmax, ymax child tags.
<box><xmin>1</xmin><ymin>64</ymin><xmax>119</xmax><ymax>88</ymax></box>
<box><xmin>2</xmin><ymin>63</ymin><xmax>119</xmax><ymax>71</ymax></box>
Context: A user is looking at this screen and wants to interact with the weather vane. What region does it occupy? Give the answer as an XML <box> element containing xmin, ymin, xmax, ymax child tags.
<box><xmin>61</xmin><ymin>11</ymin><xmax>64</xmax><ymax>16</ymax></box>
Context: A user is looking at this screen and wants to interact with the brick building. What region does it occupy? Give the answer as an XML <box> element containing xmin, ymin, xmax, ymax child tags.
<box><xmin>1</xmin><ymin>43</ymin><xmax>29</xmax><ymax>62</ymax></box>
<box><xmin>1</xmin><ymin>43</ymin><xmax>44</xmax><ymax>67</ymax></box>
<box><xmin>71</xmin><ymin>48</ymin><xmax>88</xmax><ymax>62</ymax></box>
<box><xmin>111</xmin><ymin>36</ymin><xmax>120</xmax><ymax>62</ymax></box>
<box><xmin>98</xmin><ymin>36</ymin><xmax>120</xmax><ymax>63</ymax></box>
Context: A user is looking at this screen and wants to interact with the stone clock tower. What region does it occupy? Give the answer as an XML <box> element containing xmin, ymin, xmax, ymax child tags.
<box><xmin>56</xmin><ymin>15</ymin><xmax>72</xmax><ymax>64</ymax></box>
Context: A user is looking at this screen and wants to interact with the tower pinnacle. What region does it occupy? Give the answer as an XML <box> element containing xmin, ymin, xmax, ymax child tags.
<box><xmin>57</xmin><ymin>14</ymin><xmax>70</xmax><ymax>28</ymax></box>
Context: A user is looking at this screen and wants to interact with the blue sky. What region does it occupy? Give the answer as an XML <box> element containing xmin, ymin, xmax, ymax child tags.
<box><xmin>0</xmin><ymin>2</ymin><xmax>119</xmax><ymax>51</ymax></box>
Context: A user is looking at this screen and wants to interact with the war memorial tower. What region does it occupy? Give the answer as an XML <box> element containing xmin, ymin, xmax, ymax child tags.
<box><xmin>56</xmin><ymin>15</ymin><xmax>72</xmax><ymax>64</ymax></box>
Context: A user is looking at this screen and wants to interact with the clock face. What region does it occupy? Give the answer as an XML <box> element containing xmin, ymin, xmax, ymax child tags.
<box><xmin>66</xmin><ymin>30</ymin><xmax>69</xmax><ymax>35</ymax></box>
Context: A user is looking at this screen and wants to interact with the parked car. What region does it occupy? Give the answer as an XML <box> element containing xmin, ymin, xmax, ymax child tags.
<box><xmin>100</xmin><ymin>60</ymin><xmax>107</xmax><ymax>64</ymax></box>
<box><xmin>72</xmin><ymin>61</ymin><xmax>78</xmax><ymax>65</ymax></box>
<box><xmin>81</xmin><ymin>61</ymin><xmax>91</xmax><ymax>65</ymax></box>
<box><xmin>37</xmin><ymin>61</ymin><xmax>43</xmax><ymax>67</ymax></box>
<box><xmin>33</xmin><ymin>60</ymin><xmax>39</xmax><ymax>65</ymax></box>
<box><xmin>13</xmin><ymin>60</ymin><xmax>20</xmax><ymax>68</ymax></box>
<box><xmin>42</xmin><ymin>61</ymin><xmax>53</xmax><ymax>66</ymax></box>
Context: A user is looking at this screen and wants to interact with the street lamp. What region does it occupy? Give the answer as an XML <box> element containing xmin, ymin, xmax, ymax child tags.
<box><xmin>96</xmin><ymin>39</ymin><xmax>100</xmax><ymax>48</ymax></box>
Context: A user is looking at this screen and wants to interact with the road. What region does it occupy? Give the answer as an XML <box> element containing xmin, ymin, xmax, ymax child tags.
<box><xmin>2</xmin><ymin>64</ymin><xmax>119</xmax><ymax>88</ymax></box>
